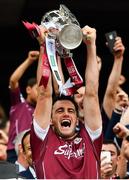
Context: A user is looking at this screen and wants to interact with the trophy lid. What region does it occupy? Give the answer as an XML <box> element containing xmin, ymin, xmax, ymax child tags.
<box><xmin>41</xmin><ymin>4</ymin><xmax>80</xmax><ymax>29</ymax></box>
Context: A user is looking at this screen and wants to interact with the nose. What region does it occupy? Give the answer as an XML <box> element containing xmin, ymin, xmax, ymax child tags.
<box><xmin>63</xmin><ymin>110</ymin><xmax>70</xmax><ymax>117</ymax></box>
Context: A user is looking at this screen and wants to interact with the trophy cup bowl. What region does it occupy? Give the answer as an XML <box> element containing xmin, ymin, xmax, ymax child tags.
<box><xmin>59</xmin><ymin>24</ymin><xmax>83</xmax><ymax>50</ymax></box>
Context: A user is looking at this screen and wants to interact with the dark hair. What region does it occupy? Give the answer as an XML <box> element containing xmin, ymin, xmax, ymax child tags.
<box><xmin>0</xmin><ymin>118</ymin><xmax>8</xmax><ymax>129</ymax></box>
<box><xmin>26</xmin><ymin>77</ymin><xmax>37</xmax><ymax>87</ymax></box>
<box><xmin>52</xmin><ymin>94</ymin><xmax>79</xmax><ymax>116</ymax></box>
<box><xmin>21</xmin><ymin>129</ymin><xmax>30</xmax><ymax>152</ymax></box>
<box><xmin>103</xmin><ymin>139</ymin><xmax>120</xmax><ymax>155</ymax></box>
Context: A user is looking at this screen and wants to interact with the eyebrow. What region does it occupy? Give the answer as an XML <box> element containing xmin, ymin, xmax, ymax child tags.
<box><xmin>55</xmin><ymin>107</ymin><xmax>76</xmax><ymax>112</ymax></box>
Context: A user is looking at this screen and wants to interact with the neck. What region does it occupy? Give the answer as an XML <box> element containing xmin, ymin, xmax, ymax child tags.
<box><xmin>52</xmin><ymin>125</ymin><xmax>79</xmax><ymax>140</ymax></box>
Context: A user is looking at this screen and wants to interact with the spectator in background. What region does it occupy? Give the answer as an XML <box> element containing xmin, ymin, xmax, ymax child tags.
<box><xmin>19</xmin><ymin>130</ymin><xmax>36</xmax><ymax>179</ymax></box>
<box><xmin>116</xmin><ymin>136</ymin><xmax>129</xmax><ymax>178</ymax></box>
<box><xmin>101</xmin><ymin>36</ymin><xmax>126</xmax><ymax>137</ymax></box>
<box><xmin>113</xmin><ymin>122</ymin><xmax>129</xmax><ymax>178</ymax></box>
<box><xmin>7</xmin><ymin>50</ymin><xmax>39</xmax><ymax>163</ymax></box>
<box><xmin>100</xmin><ymin>139</ymin><xmax>120</xmax><ymax>179</ymax></box>
<box><xmin>14</xmin><ymin>130</ymin><xmax>30</xmax><ymax>172</ymax></box>
<box><xmin>102</xmin><ymin>36</ymin><xmax>125</xmax><ymax>123</ymax></box>
<box><xmin>104</xmin><ymin>88</ymin><xmax>129</xmax><ymax>141</ymax></box>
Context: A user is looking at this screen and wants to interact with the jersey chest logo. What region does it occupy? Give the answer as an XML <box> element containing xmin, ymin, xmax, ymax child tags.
<box><xmin>54</xmin><ymin>139</ymin><xmax>85</xmax><ymax>159</ymax></box>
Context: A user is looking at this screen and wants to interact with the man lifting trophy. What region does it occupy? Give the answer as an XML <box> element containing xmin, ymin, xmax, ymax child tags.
<box><xmin>23</xmin><ymin>4</ymin><xmax>83</xmax><ymax>95</ymax></box>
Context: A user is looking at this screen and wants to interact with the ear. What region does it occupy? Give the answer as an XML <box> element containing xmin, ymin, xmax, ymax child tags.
<box><xmin>18</xmin><ymin>144</ymin><xmax>23</xmax><ymax>154</ymax></box>
<box><xmin>50</xmin><ymin>118</ymin><xmax>53</xmax><ymax>125</ymax></box>
<box><xmin>26</xmin><ymin>86</ymin><xmax>31</xmax><ymax>95</ymax></box>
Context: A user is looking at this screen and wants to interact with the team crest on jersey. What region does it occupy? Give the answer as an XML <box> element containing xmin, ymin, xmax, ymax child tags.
<box><xmin>74</xmin><ymin>137</ymin><xmax>82</xmax><ymax>144</ymax></box>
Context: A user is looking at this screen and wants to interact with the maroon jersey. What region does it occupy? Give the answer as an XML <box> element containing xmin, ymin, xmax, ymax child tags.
<box><xmin>7</xmin><ymin>87</ymin><xmax>34</xmax><ymax>150</ymax></box>
<box><xmin>31</xmin><ymin>123</ymin><xmax>102</xmax><ymax>179</ymax></box>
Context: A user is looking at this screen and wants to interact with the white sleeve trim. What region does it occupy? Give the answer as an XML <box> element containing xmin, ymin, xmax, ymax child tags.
<box><xmin>33</xmin><ymin>119</ymin><xmax>49</xmax><ymax>140</ymax></box>
<box><xmin>85</xmin><ymin>126</ymin><xmax>102</xmax><ymax>141</ymax></box>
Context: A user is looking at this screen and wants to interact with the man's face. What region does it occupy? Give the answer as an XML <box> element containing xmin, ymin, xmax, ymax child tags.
<box><xmin>122</xmin><ymin>139</ymin><xmax>129</xmax><ymax>160</ymax></box>
<box><xmin>116</xmin><ymin>89</ymin><xmax>129</xmax><ymax>108</ymax></box>
<box><xmin>51</xmin><ymin>100</ymin><xmax>78</xmax><ymax>139</ymax></box>
<box><xmin>23</xmin><ymin>134</ymin><xmax>32</xmax><ymax>166</ymax></box>
<box><xmin>102</xmin><ymin>144</ymin><xmax>118</xmax><ymax>174</ymax></box>
<box><xmin>27</xmin><ymin>84</ymin><xmax>38</xmax><ymax>105</ymax></box>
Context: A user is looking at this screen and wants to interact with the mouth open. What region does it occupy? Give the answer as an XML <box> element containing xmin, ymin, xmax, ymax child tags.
<box><xmin>61</xmin><ymin>119</ymin><xmax>71</xmax><ymax>127</ymax></box>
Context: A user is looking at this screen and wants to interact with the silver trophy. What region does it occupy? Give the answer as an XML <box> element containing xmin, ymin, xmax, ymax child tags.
<box><xmin>41</xmin><ymin>4</ymin><xmax>83</xmax><ymax>57</ymax></box>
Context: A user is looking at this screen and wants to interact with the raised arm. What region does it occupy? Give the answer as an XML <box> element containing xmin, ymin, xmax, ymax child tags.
<box><xmin>103</xmin><ymin>37</ymin><xmax>125</xmax><ymax>119</ymax></box>
<box><xmin>9</xmin><ymin>50</ymin><xmax>39</xmax><ymax>90</ymax></box>
<box><xmin>82</xmin><ymin>26</ymin><xmax>102</xmax><ymax>131</ymax></box>
<box><xmin>33</xmin><ymin>26</ymin><xmax>52</xmax><ymax>129</ymax></box>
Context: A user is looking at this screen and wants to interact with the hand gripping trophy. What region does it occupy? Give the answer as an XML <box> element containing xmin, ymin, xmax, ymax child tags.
<box><xmin>23</xmin><ymin>4</ymin><xmax>83</xmax><ymax>95</ymax></box>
